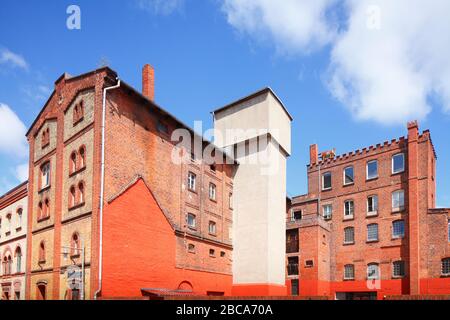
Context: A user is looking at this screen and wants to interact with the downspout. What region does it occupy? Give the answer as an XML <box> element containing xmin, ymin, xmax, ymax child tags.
<box><xmin>94</xmin><ymin>77</ymin><xmax>121</xmax><ymax>300</ymax></box>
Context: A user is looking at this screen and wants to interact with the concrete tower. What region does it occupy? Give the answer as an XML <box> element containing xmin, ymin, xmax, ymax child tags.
<box><xmin>213</xmin><ymin>88</ymin><xmax>292</xmax><ymax>295</ymax></box>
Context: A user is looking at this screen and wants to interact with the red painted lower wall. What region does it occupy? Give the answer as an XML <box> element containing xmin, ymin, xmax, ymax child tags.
<box><xmin>101</xmin><ymin>179</ymin><xmax>232</xmax><ymax>298</ymax></box>
<box><xmin>420</xmin><ymin>278</ymin><xmax>450</xmax><ymax>295</ymax></box>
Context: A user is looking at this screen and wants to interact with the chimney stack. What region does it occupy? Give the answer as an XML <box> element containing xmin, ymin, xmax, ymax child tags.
<box><xmin>310</xmin><ymin>144</ymin><xmax>318</xmax><ymax>165</ymax></box>
<box><xmin>142</xmin><ymin>64</ymin><xmax>155</xmax><ymax>101</ymax></box>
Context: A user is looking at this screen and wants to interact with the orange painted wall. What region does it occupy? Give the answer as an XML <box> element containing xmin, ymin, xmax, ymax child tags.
<box><xmin>101</xmin><ymin>178</ymin><xmax>232</xmax><ymax>298</ymax></box>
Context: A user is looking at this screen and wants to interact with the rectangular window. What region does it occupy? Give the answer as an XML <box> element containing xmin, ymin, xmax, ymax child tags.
<box><xmin>392</xmin><ymin>153</ymin><xmax>405</xmax><ymax>174</ymax></box>
<box><xmin>442</xmin><ymin>259</ymin><xmax>450</xmax><ymax>276</ymax></box>
<box><xmin>209</xmin><ymin>249</ymin><xmax>215</xmax><ymax>257</ymax></box>
<box><xmin>291</xmin><ymin>279</ymin><xmax>299</xmax><ymax>296</ymax></box>
<box><xmin>366</xmin><ymin>160</ymin><xmax>378</xmax><ymax>180</ymax></box>
<box><xmin>209</xmin><ymin>183</ymin><xmax>216</xmax><ymax>201</ymax></box>
<box><xmin>392</xmin><ymin>220</ymin><xmax>405</xmax><ymax>238</ymax></box>
<box><xmin>367</xmin><ymin>195</ymin><xmax>378</xmax><ymax>215</ymax></box>
<box><xmin>291</xmin><ymin>210</ymin><xmax>302</xmax><ymax>221</ymax></box>
<box><xmin>187</xmin><ymin>172</ymin><xmax>196</xmax><ymax>191</ymax></box>
<box><xmin>41</xmin><ymin>162</ymin><xmax>50</xmax><ymax>189</ymax></box>
<box><xmin>367</xmin><ymin>264</ymin><xmax>379</xmax><ymax>280</ymax></box>
<box><xmin>287</xmin><ymin>257</ymin><xmax>299</xmax><ymax>276</ymax></box>
<box><xmin>187</xmin><ymin>213</ymin><xmax>196</xmax><ymax>229</ymax></box>
<box><xmin>344</xmin><ymin>265</ymin><xmax>355</xmax><ymax>280</ymax></box>
<box><xmin>322</xmin><ymin>172</ymin><xmax>332</xmax><ymax>190</ymax></box>
<box><xmin>229</xmin><ymin>193</ymin><xmax>233</xmax><ymax>209</ymax></box>
<box><xmin>208</xmin><ymin>221</ymin><xmax>216</xmax><ymax>235</ymax></box>
<box><xmin>344</xmin><ymin>200</ymin><xmax>354</xmax><ymax>219</ymax></box>
<box><xmin>344</xmin><ymin>227</ymin><xmax>355</xmax><ymax>244</ymax></box>
<box><xmin>323</xmin><ymin>204</ymin><xmax>332</xmax><ymax>220</ymax></box>
<box><xmin>393</xmin><ymin>261</ymin><xmax>405</xmax><ymax>277</ymax></box>
<box><xmin>344</xmin><ymin>166</ymin><xmax>354</xmax><ymax>185</ymax></box>
<box><xmin>367</xmin><ymin>224</ymin><xmax>379</xmax><ymax>242</ymax></box>
<box><xmin>392</xmin><ymin>190</ymin><xmax>405</xmax><ymax>212</ymax></box>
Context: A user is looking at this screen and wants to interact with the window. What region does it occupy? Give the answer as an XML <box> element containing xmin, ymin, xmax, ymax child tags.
<box><xmin>393</xmin><ymin>261</ymin><xmax>405</xmax><ymax>277</ymax></box>
<box><xmin>220</xmin><ymin>251</ymin><xmax>226</xmax><ymax>258</ymax></box>
<box><xmin>41</xmin><ymin>162</ymin><xmax>50</xmax><ymax>189</ymax></box>
<box><xmin>210</xmin><ymin>164</ymin><xmax>216</xmax><ymax>172</ymax></box>
<box><xmin>322</xmin><ymin>172</ymin><xmax>332</xmax><ymax>190</ymax></box>
<box><xmin>367</xmin><ymin>224</ymin><xmax>379</xmax><ymax>242</ymax></box>
<box><xmin>41</xmin><ymin>128</ymin><xmax>50</xmax><ymax>148</ymax></box>
<box><xmin>229</xmin><ymin>193</ymin><xmax>233</xmax><ymax>209</ymax></box>
<box><xmin>187</xmin><ymin>172</ymin><xmax>196</xmax><ymax>191</ymax></box>
<box><xmin>344</xmin><ymin>227</ymin><xmax>355</xmax><ymax>244</ymax></box>
<box><xmin>17</xmin><ymin>208</ymin><xmax>22</xmax><ymax>228</ymax></box>
<box><xmin>291</xmin><ymin>210</ymin><xmax>302</xmax><ymax>221</ymax></box>
<box><xmin>208</xmin><ymin>221</ymin><xmax>216</xmax><ymax>235</ymax></box>
<box><xmin>392</xmin><ymin>153</ymin><xmax>405</xmax><ymax>174</ymax></box>
<box><xmin>286</xmin><ymin>229</ymin><xmax>299</xmax><ymax>253</ymax></box>
<box><xmin>323</xmin><ymin>204</ymin><xmax>332</xmax><ymax>220</ymax></box>
<box><xmin>39</xmin><ymin>242</ymin><xmax>46</xmax><ymax>263</ymax></box>
<box><xmin>69</xmin><ymin>186</ymin><xmax>76</xmax><ymax>208</ymax></box>
<box><xmin>78</xmin><ymin>182</ymin><xmax>85</xmax><ymax>204</ymax></box>
<box><xmin>6</xmin><ymin>214</ymin><xmax>11</xmax><ymax>234</ymax></box>
<box><xmin>287</xmin><ymin>257</ymin><xmax>299</xmax><ymax>276</ymax></box>
<box><xmin>392</xmin><ymin>190</ymin><xmax>405</xmax><ymax>212</ymax></box>
<box><xmin>70</xmin><ymin>288</ymin><xmax>80</xmax><ymax>301</ymax></box>
<box><xmin>37</xmin><ymin>284</ymin><xmax>46</xmax><ymax>300</ymax></box>
<box><xmin>157</xmin><ymin>121</ymin><xmax>169</xmax><ymax>134</ymax></box>
<box><xmin>305</xmin><ymin>260</ymin><xmax>314</xmax><ymax>268</ymax></box>
<box><xmin>392</xmin><ymin>220</ymin><xmax>405</xmax><ymax>238</ymax></box>
<box><xmin>344</xmin><ymin>264</ymin><xmax>355</xmax><ymax>280</ymax></box>
<box><xmin>3</xmin><ymin>255</ymin><xmax>12</xmax><ymax>275</ymax></box>
<box><xmin>209</xmin><ymin>183</ymin><xmax>216</xmax><ymax>201</ymax></box>
<box><xmin>15</xmin><ymin>247</ymin><xmax>22</xmax><ymax>273</ymax></box>
<box><xmin>367</xmin><ymin>263</ymin><xmax>380</xmax><ymax>279</ymax></box>
<box><xmin>38</xmin><ymin>198</ymin><xmax>50</xmax><ymax>220</ymax></box>
<box><xmin>291</xmin><ymin>279</ymin><xmax>299</xmax><ymax>296</ymax></box>
<box><xmin>188</xmin><ymin>243</ymin><xmax>195</xmax><ymax>253</ymax></box>
<box><xmin>79</xmin><ymin>146</ymin><xmax>86</xmax><ymax>168</ymax></box>
<box><xmin>187</xmin><ymin>213</ymin><xmax>196</xmax><ymax>229</ymax></box>
<box><xmin>71</xmin><ymin>233</ymin><xmax>81</xmax><ymax>257</ymax></box>
<box><xmin>70</xmin><ymin>152</ymin><xmax>77</xmax><ymax>174</ymax></box>
<box><xmin>73</xmin><ymin>100</ymin><xmax>84</xmax><ymax>124</ymax></box>
<box><xmin>209</xmin><ymin>249</ymin><xmax>215</xmax><ymax>257</ymax></box>
<box><xmin>367</xmin><ymin>195</ymin><xmax>378</xmax><ymax>215</ymax></box>
<box><xmin>344</xmin><ymin>166</ymin><xmax>354</xmax><ymax>185</ymax></box>
<box><xmin>38</xmin><ymin>202</ymin><xmax>43</xmax><ymax>220</ymax></box>
<box><xmin>366</xmin><ymin>160</ymin><xmax>378</xmax><ymax>180</ymax></box>
<box><xmin>344</xmin><ymin>200</ymin><xmax>354</xmax><ymax>219</ymax></box>
<box><xmin>442</xmin><ymin>258</ymin><xmax>450</xmax><ymax>276</ymax></box>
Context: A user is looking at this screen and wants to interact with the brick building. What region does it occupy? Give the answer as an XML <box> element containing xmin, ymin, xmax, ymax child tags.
<box><xmin>286</xmin><ymin>121</ymin><xmax>450</xmax><ymax>299</ymax></box>
<box><xmin>24</xmin><ymin>64</ymin><xmax>285</xmax><ymax>299</ymax></box>
<box><xmin>0</xmin><ymin>181</ymin><xmax>28</xmax><ymax>300</ymax></box>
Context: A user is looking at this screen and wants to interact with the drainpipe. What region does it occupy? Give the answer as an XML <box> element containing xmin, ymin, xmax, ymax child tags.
<box><xmin>94</xmin><ymin>77</ymin><xmax>121</xmax><ymax>300</ymax></box>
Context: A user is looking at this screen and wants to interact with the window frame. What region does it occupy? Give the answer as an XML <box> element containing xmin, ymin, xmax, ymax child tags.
<box><xmin>209</xmin><ymin>183</ymin><xmax>216</xmax><ymax>201</ymax></box>
<box><xmin>40</xmin><ymin>161</ymin><xmax>51</xmax><ymax>190</ymax></box>
<box><xmin>441</xmin><ymin>258</ymin><xmax>450</xmax><ymax>276</ymax></box>
<box><xmin>187</xmin><ymin>172</ymin><xmax>196</xmax><ymax>192</ymax></box>
<box><xmin>392</xmin><ymin>153</ymin><xmax>405</xmax><ymax>174</ymax></box>
<box><xmin>344</xmin><ymin>227</ymin><xmax>355</xmax><ymax>245</ymax></box>
<box><xmin>343</xmin><ymin>166</ymin><xmax>354</xmax><ymax>186</ymax></box>
<box><xmin>344</xmin><ymin>200</ymin><xmax>354</xmax><ymax>220</ymax></box>
<box><xmin>187</xmin><ymin>213</ymin><xmax>196</xmax><ymax>229</ymax></box>
<box><xmin>392</xmin><ymin>190</ymin><xmax>405</xmax><ymax>212</ymax></box>
<box><xmin>323</xmin><ymin>204</ymin><xmax>332</xmax><ymax>220</ymax></box>
<box><xmin>392</xmin><ymin>260</ymin><xmax>405</xmax><ymax>278</ymax></box>
<box><xmin>208</xmin><ymin>221</ymin><xmax>217</xmax><ymax>235</ymax></box>
<box><xmin>344</xmin><ymin>264</ymin><xmax>355</xmax><ymax>280</ymax></box>
<box><xmin>322</xmin><ymin>172</ymin><xmax>332</xmax><ymax>191</ymax></box>
<box><xmin>366</xmin><ymin>160</ymin><xmax>378</xmax><ymax>180</ymax></box>
<box><xmin>367</xmin><ymin>263</ymin><xmax>380</xmax><ymax>280</ymax></box>
<box><xmin>367</xmin><ymin>195</ymin><xmax>378</xmax><ymax>216</ymax></box>
<box><xmin>392</xmin><ymin>220</ymin><xmax>405</xmax><ymax>239</ymax></box>
<box><xmin>367</xmin><ymin>223</ymin><xmax>379</xmax><ymax>242</ymax></box>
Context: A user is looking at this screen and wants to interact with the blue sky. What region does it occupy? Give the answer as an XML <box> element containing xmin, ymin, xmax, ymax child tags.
<box><xmin>0</xmin><ymin>0</ymin><xmax>449</xmax><ymax>207</ymax></box>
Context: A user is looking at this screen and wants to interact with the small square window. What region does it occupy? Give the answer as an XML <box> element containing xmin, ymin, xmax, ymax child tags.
<box><xmin>188</xmin><ymin>243</ymin><xmax>195</xmax><ymax>253</ymax></box>
<box><xmin>209</xmin><ymin>249</ymin><xmax>215</xmax><ymax>257</ymax></box>
<box><xmin>220</xmin><ymin>251</ymin><xmax>226</xmax><ymax>258</ymax></box>
<box><xmin>344</xmin><ymin>166</ymin><xmax>354</xmax><ymax>185</ymax></box>
<box><xmin>392</xmin><ymin>153</ymin><xmax>405</xmax><ymax>174</ymax></box>
<box><xmin>291</xmin><ymin>210</ymin><xmax>302</xmax><ymax>221</ymax></box>
<box><xmin>322</xmin><ymin>172</ymin><xmax>332</xmax><ymax>190</ymax></box>
<box><xmin>367</xmin><ymin>160</ymin><xmax>378</xmax><ymax>180</ymax></box>
<box><xmin>305</xmin><ymin>260</ymin><xmax>314</xmax><ymax>268</ymax></box>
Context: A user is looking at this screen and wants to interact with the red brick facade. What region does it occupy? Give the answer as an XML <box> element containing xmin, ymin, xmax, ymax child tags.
<box><xmin>286</xmin><ymin>121</ymin><xmax>450</xmax><ymax>299</ymax></box>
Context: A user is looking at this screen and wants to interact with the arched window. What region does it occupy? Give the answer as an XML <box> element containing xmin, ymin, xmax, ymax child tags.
<box><xmin>37</xmin><ymin>283</ymin><xmax>46</xmax><ymax>300</ymax></box>
<box><xmin>38</xmin><ymin>201</ymin><xmax>43</xmax><ymax>220</ymax></box>
<box><xmin>79</xmin><ymin>146</ymin><xmax>86</xmax><ymax>168</ymax></box>
<box><xmin>69</xmin><ymin>186</ymin><xmax>76</xmax><ymax>208</ymax></box>
<box><xmin>367</xmin><ymin>263</ymin><xmax>380</xmax><ymax>280</ymax></box>
<box><xmin>71</xmin><ymin>233</ymin><xmax>81</xmax><ymax>257</ymax></box>
<box><xmin>78</xmin><ymin>182</ymin><xmax>85</xmax><ymax>204</ymax></box>
<box><xmin>39</xmin><ymin>242</ymin><xmax>46</xmax><ymax>263</ymax></box>
<box><xmin>44</xmin><ymin>198</ymin><xmax>50</xmax><ymax>218</ymax></box>
<box><xmin>73</xmin><ymin>100</ymin><xmax>84</xmax><ymax>124</ymax></box>
<box><xmin>16</xmin><ymin>208</ymin><xmax>23</xmax><ymax>228</ymax></box>
<box><xmin>3</xmin><ymin>254</ymin><xmax>12</xmax><ymax>275</ymax></box>
<box><xmin>15</xmin><ymin>247</ymin><xmax>22</xmax><ymax>273</ymax></box>
<box><xmin>6</xmin><ymin>213</ymin><xmax>12</xmax><ymax>233</ymax></box>
<box><xmin>70</xmin><ymin>151</ymin><xmax>77</xmax><ymax>174</ymax></box>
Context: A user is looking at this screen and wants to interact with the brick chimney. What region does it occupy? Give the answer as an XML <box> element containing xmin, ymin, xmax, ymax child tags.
<box><xmin>407</xmin><ymin>120</ymin><xmax>420</xmax><ymax>295</ymax></box>
<box><xmin>142</xmin><ymin>64</ymin><xmax>155</xmax><ymax>101</ymax></box>
<box><xmin>310</xmin><ymin>144</ymin><xmax>318</xmax><ymax>165</ymax></box>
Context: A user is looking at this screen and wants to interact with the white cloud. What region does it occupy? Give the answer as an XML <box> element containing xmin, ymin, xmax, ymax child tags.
<box><xmin>137</xmin><ymin>0</ymin><xmax>185</xmax><ymax>15</ymax></box>
<box><xmin>222</xmin><ymin>0</ymin><xmax>450</xmax><ymax>125</ymax></box>
<box><xmin>222</xmin><ymin>0</ymin><xmax>338</xmax><ymax>54</ymax></box>
<box><xmin>14</xmin><ymin>163</ymin><xmax>28</xmax><ymax>182</ymax></box>
<box><xmin>0</xmin><ymin>48</ymin><xmax>28</xmax><ymax>70</ymax></box>
<box><xmin>0</xmin><ymin>103</ymin><xmax>28</xmax><ymax>158</ymax></box>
